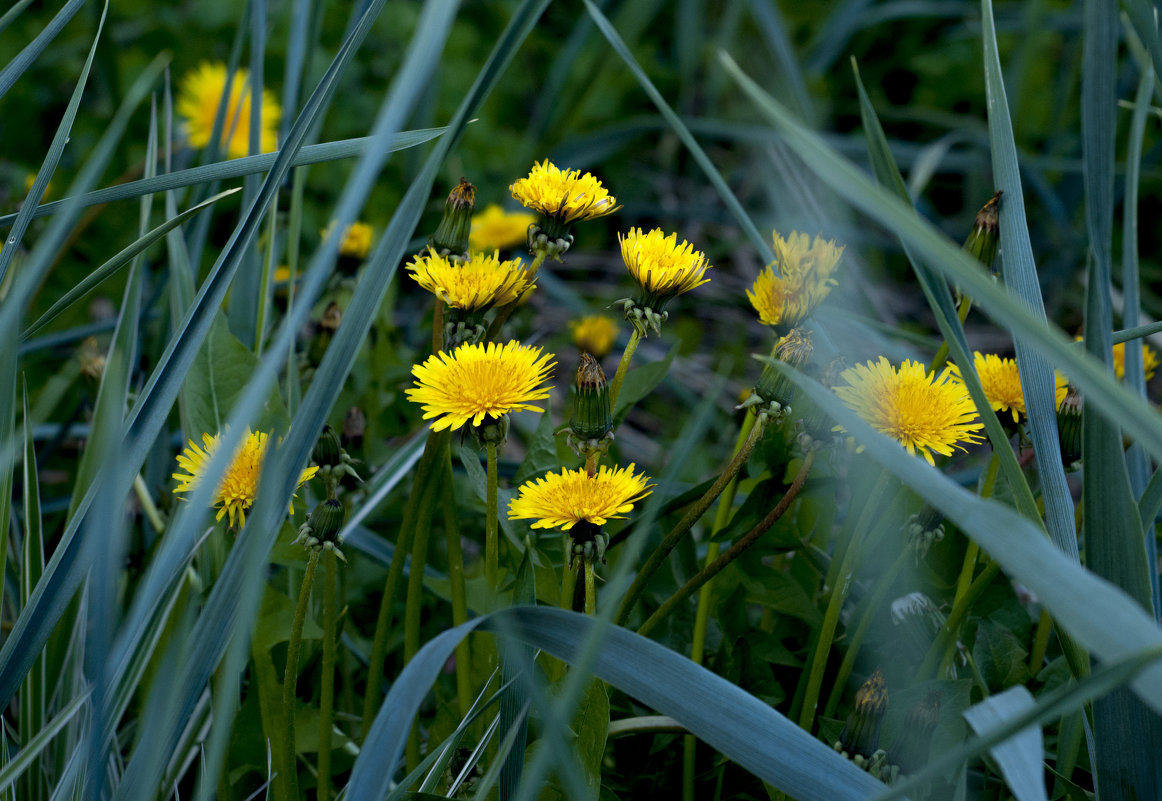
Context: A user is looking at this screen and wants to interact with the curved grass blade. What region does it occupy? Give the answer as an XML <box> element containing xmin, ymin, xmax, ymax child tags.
<box><xmin>0</xmin><ymin>0</ymin><xmax>86</xmax><ymax>101</ymax></box>
<box><xmin>851</xmin><ymin>57</ymin><xmax>1041</xmax><ymax>527</ymax></box>
<box><xmin>714</xmin><ymin>53</ymin><xmax>1162</xmax><ymax>471</ymax></box>
<box><xmin>22</xmin><ymin>188</ymin><xmax>239</xmax><ymax>339</ymax></box>
<box><xmin>0</xmin><ymin>129</ymin><xmax>447</xmax><ymax>230</ymax></box>
<box><xmin>582</xmin><ymin>0</ymin><xmax>775</xmax><ymax>264</ymax></box>
<box><xmin>0</xmin><ymin>691</ymin><xmax>88</xmax><ymax>796</ymax></box>
<box><xmin>0</xmin><ymin>0</ymin><xmax>37</xmax><ymax>36</ymax></box>
<box><xmin>963</xmin><ymin>688</ymin><xmax>1047</xmax><ymax>801</ymax></box>
<box><xmin>769</xmin><ymin>360</ymin><xmax>1162</xmax><ymax>712</ymax></box>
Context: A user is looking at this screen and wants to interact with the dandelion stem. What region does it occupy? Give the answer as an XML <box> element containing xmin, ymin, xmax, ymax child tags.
<box><xmin>614</xmin><ymin>413</ymin><xmax>766</xmax><ymax>627</ymax></box>
<box><xmin>486</xmin><ymin>441</ymin><xmax>499</xmax><ymax>589</ymax></box>
<box><xmin>607</xmin><ymin>328</ymin><xmax>642</xmax><ymax>410</ymax></box>
<box><xmin>317</xmin><ymin>549</ymin><xmax>338</xmax><ymax>801</ymax></box>
<box><xmin>404</xmin><ymin>461</ymin><xmax>441</xmax><ymax>773</ymax></box>
<box><xmin>280</xmin><ymin>548</ymin><xmax>320</xmax><ymax>801</ymax></box>
<box><xmin>133</xmin><ymin>474</ymin><xmax>166</xmax><ymax>533</ymax></box>
<box><xmin>1029</xmin><ymin>607</ymin><xmax>1052</xmax><ymax>673</ymax></box>
<box><xmin>585</xmin><ymin>450</ymin><xmax>599</xmax><ymax>477</ymax></box>
<box><xmin>683</xmin><ymin>413</ymin><xmax>757</xmax><ymax>801</ymax></box>
<box><xmin>442</xmin><ymin>449</ymin><xmax>472</xmax><ymax>716</ymax></box>
<box><xmin>432</xmin><ymin>299</ymin><xmax>445</xmax><ymax>354</ymax></box>
<box><xmin>637</xmin><ymin>450</ymin><xmax>815</xmax><ymax>639</ymax></box>
<box><xmin>928</xmin><ymin>294</ymin><xmax>973</xmax><ymax>372</ymax></box>
<box><xmin>584</xmin><ymin>558</ymin><xmax>597</xmax><ymax>616</ymax></box>
<box><xmin>918</xmin><ymin>559</ymin><xmax>1003</xmax><ymax>680</ymax></box>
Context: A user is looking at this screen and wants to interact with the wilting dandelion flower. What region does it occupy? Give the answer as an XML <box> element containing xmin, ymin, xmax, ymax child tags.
<box><xmin>510</xmin><ymin>160</ymin><xmax>619</xmax><ymax>229</ymax></box>
<box><xmin>177</xmin><ymin>62</ymin><xmax>280</xmax><ymax>159</ymax></box>
<box><xmin>172</xmin><ymin>430</ymin><xmax>318</xmax><ymax>528</ymax></box>
<box><xmin>508</xmin><ymin>464</ymin><xmax>653</xmax><ymax>530</ymax></box>
<box><xmin>835</xmin><ymin>357</ymin><xmax>983</xmax><ymax>465</ymax></box>
<box><xmin>949</xmin><ymin>352</ymin><xmax>1068</xmax><ymax>423</ymax></box>
<box><xmin>747</xmin><ymin>231</ymin><xmax>843</xmax><ymax>329</ymax></box>
<box><xmin>470</xmin><ymin>204</ymin><xmax>537</xmax><ymax>252</ymax></box>
<box><xmin>406</xmin><ymin>249</ymin><xmax>533</xmax><ymax>311</ymax></box>
<box><xmin>569</xmin><ymin>315</ymin><xmax>619</xmax><ymax>358</ymax></box>
<box><xmin>406</xmin><ymin>341</ymin><xmax>555</xmax><ymax>431</ymax></box>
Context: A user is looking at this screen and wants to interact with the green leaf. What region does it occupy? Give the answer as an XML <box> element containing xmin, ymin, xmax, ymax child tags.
<box><xmin>514</xmin><ymin>397</ymin><xmax>558</xmax><ymax>486</ymax></box>
<box><xmin>972</xmin><ymin>620</ymin><xmax>1030</xmax><ymax>692</ymax></box>
<box><xmin>612</xmin><ymin>343</ymin><xmax>677</xmax><ymax>422</ymax></box>
<box><xmin>963</xmin><ymin>687</ymin><xmax>1048</xmax><ymax>801</ymax></box>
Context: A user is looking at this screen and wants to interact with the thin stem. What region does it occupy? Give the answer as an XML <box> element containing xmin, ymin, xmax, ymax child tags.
<box><xmin>797</xmin><ymin>471</ymin><xmax>895</xmax><ymax>734</ymax></box>
<box><xmin>404</xmin><ymin>468</ymin><xmax>440</xmax><ymax>773</ymax></box>
<box><xmin>585</xmin><ymin>450</ymin><xmax>599</xmax><ymax>477</ymax></box>
<box><xmin>254</xmin><ymin>185</ymin><xmax>280</xmax><ymax>356</ymax></box>
<box><xmin>638</xmin><ymin>451</ymin><xmax>816</xmax><ymax>638</ymax></box>
<box><xmin>442</xmin><ymin>451</ymin><xmax>472</xmax><ymax>717</ymax></box>
<box><xmin>560</xmin><ymin>549</ymin><xmax>578</xmax><ymax>610</ymax></box>
<box><xmin>1029</xmin><ymin>607</ymin><xmax>1052</xmax><ymax>674</ymax></box>
<box><xmin>280</xmin><ymin>548</ymin><xmax>320</xmax><ymax>801</ymax></box>
<box><xmin>317</xmin><ymin>550</ymin><xmax>338</xmax><ymax>801</ymax></box>
<box><xmin>683</xmin><ymin>405</ymin><xmax>752</xmax><ymax>801</ymax></box>
<box><xmin>928</xmin><ymin>294</ymin><xmax>973</xmax><ymax>372</ymax></box>
<box><xmin>615</xmin><ymin>414</ymin><xmax>767</xmax><ymax>627</ymax></box>
<box><xmin>360</xmin><ymin>430</ymin><xmax>446</xmax><ymax>741</ymax></box>
<box><xmin>486</xmin><ymin>441</ymin><xmax>499</xmax><ymax>589</ymax></box>
<box><xmin>607</xmin><ymin>328</ymin><xmax>643</xmax><ymax>410</ymax></box>
<box><xmin>484</xmin><ymin>250</ymin><xmax>546</xmax><ymax>340</ymax></box>
<box><xmin>918</xmin><ymin>559</ymin><xmax>1003</xmax><ymax>679</ymax></box>
<box><xmin>133</xmin><ymin>474</ymin><xmax>165</xmax><ymax>533</ymax></box>
<box><xmin>584</xmin><ymin>559</ymin><xmax>597</xmax><ymax>616</ymax></box>
<box><xmin>432</xmin><ymin>299</ymin><xmax>445</xmax><ymax>354</ymax></box>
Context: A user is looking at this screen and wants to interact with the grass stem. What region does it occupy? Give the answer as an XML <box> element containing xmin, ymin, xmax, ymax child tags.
<box><xmin>280</xmin><ymin>548</ymin><xmax>320</xmax><ymax>801</ymax></box>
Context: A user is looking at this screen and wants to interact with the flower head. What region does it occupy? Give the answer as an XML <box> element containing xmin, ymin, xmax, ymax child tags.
<box><xmin>172</xmin><ymin>429</ymin><xmax>319</xmax><ymax>528</ymax></box>
<box><xmin>835</xmin><ymin>357</ymin><xmax>983</xmax><ymax>465</ymax></box>
<box><xmin>407</xmin><ymin>248</ymin><xmax>534</xmax><ymax>311</ymax></box>
<box><xmin>470</xmin><ymin>204</ymin><xmax>537</xmax><ymax>253</ymax></box>
<box><xmin>747</xmin><ymin>231</ymin><xmax>843</xmax><ymax>329</ymax></box>
<box><xmin>569</xmin><ymin>315</ymin><xmax>619</xmax><ymax>358</ymax></box>
<box><xmin>508</xmin><ymin>463</ymin><xmax>653</xmax><ymax>530</ymax></box>
<box><xmin>1113</xmin><ymin>341</ymin><xmax>1158</xmax><ymax>381</ymax></box>
<box><xmin>322</xmin><ymin>221</ymin><xmax>374</xmax><ymax>260</ymax></box>
<box><xmin>406</xmin><ymin>341</ymin><xmax>555</xmax><ymax>431</ymax></box>
<box><xmin>177</xmin><ymin>62</ymin><xmax>280</xmax><ymax>159</ymax></box>
<box><xmin>510</xmin><ymin>160</ymin><xmax>620</xmax><ymax>229</ymax></box>
<box><xmin>949</xmin><ymin>352</ymin><xmax>1068</xmax><ymax>423</ymax></box>
<box><xmin>618</xmin><ymin>228</ymin><xmax>712</xmax><ymax>335</ymax></box>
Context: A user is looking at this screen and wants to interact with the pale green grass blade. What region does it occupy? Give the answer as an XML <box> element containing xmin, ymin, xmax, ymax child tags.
<box><xmin>22</xmin><ymin>188</ymin><xmax>239</xmax><ymax>340</ymax></box>
<box><xmin>963</xmin><ymin>688</ymin><xmax>1047</xmax><ymax>801</ymax></box>
<box><xmin>0</xmin><ymin>0</ymin><xmax>37</xmax><ymax>35</ymax></box>
<box><xmin>746</xmin><ymin>0</ymin><xmax>814</xmax><ymax>122</ymax></box>
<box><xmin>582</xmin><ymin>0</ymin><xmax>775</xmax><ymax>264</ymax></box>
<box><xmin>0</xmin><ymin>130</ymin><xmax>446</xmax><ymax>229</ymax></box>
<box><xmin>1081</xmin><ymin>3</ymin><xmax>1162</xmax><ymax>796</ymax></box>
<box><xmin>714</xmin><ymin>54</ymin><xmax>1162</xmax><ymax>469</ymax></box>
<box><xmin>0</xmin><ymin>29</ymin><xmax>165</xmax><ymax>712</ymax></box>
<box><xmin>1123</xmin><ymin>0</ymin><xmax>1162</xmax><ymax>98</ymax></box>
<box><xmin>771</xmin><ymin>361</ymin><xmax>1162</xmax><ymax>712</ymax></box>
<box><xmin>871</xmin><ymin>644</ymin><xmax>1162</xmax><ymax>801</ymax></box>
<box><xmin>18</xmin><ymin>383</ymin><xmax>44</xmax><ymax>801</ymax></box>
<box><xmin>1114</xmin><ymin>321</ymin><xmax>1162</xmax><ymax>344</ymax></box>
<box><xmin>852</xmin><ymin>57</ymin><xmax>1041</xmax><ymax>527</ymax></box>
<box><xmin>0</xmin><ymin>692</ymin><xmax>87</xmax><ymax>796</ymax></box>
<box><xmin>0</xmin><ymin>0</ymin><xmax>85</xmax><ymax>101</ymax></box>
<box><xmin>979</xmin><ymin>0</ymin><xmax>1076</xmax><ymax>560</ymax></box>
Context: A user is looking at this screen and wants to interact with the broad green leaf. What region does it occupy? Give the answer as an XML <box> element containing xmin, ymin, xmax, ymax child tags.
<box><xmin>612</xmin><ymin>343</ymin><xmax>677</xmax><ymax>422</ymax></box>
<box><xmin>972</xmin><ymin>620</ymin><xmax>1030</xmax><ymax>692</ymax></box>
<box><xmin>513</xmin><ymin>398</ymin><xmax>558</xmax><ymax>486</ymax></box>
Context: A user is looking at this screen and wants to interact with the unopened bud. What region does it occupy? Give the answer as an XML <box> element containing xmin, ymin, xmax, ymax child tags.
<box><xmin>570</xmin><ymin>353</ymin><xmax>613</xmax><ymax>441</ymax></box>
<box><xmin>472</xmin><ymin>414</ymin><xmax>509</xmax><ymax>447</ymax></box>
<box><xmin>430</xmin><ymin>178</ymin><xmax>476</xmax><ymax>258</ymax></box>
<box><xmin>838</xmin><ymin>668</ymin><xmax>888</xmax><ymax>758</ymax></box>
<box><xmin>1057</xmin><ymin>386</ymin><xmax>1082</xmax><ymax>468</ymax></box>
<box><xmin>965</xmin><ymin>191</ymin><xmax>1001</xmax><ymax>274</ymax></box>
<box><xmin>755</xmin><ymin>327</ymin><xmax>813</xmax><ymax>408</ymax></box>
<box><xmin>313</xmin><ymin>425</ymin><xmax>343</xmax><ymax>468</ymax></box>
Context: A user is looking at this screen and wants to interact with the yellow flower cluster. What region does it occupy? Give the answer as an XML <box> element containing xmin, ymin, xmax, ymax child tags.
<box><xmin>508</xmin><ymin>463</ymin><xmax>653</xmax><ymax>530</ymax></box>
<box><xmin>620</xmin><ymin>227</ymin><xmax>712</xmax><ymax>302</ymax></box>
<box><xmin>747</xmin><ymin>231</ymin><xmax>843</xmax><ymax>329</ymax></box>
<box><xmin>407</xmin><ymin>249</ymin><xmax>534</xmax><ymax>311</ymax></box>
<box><xmin>510</xmin><ymin>160</ymin><xmax>620</xmax><ymax>227</ymax></box>
<box><xmin>949</xmin><ymin>352</ymin><xmax>1068</xmax><ymax>423</ymax></box>
<box><xmin>470</xmin><ymin>205</ymin><xmax>537</xmax><ymax>252</ymax></box>
<box><xmin>177</xmin><ymin>62</ymin><xmax>280</xmax><ymax>159</ymax></box>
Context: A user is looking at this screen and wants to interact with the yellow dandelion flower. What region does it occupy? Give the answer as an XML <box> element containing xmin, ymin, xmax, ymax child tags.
<box><xmin>835</xmin><ymin>357</ymin><xmax>983</xmax><ymax>465</ymax></box>
<box><xmin>747</xmin><ymin>231</ymin><xmax>843</xmax><ymax>329</ymax></box>
<box><xmin>949</xmin><ymin>352</ymin><xmax>1068</xmax><ymax>423</ymax></box>
<box><xmin>177</xmin><ymin>62</ymin><xmax>280</xmax><ymax>160</ymax></box>
<box><xmin>321</xmin><ymin>220</ymin><xmax>373</xmax><ymax>259</ymax></box>
<box><xmin>406</xmin><ymin>340</ymin><xmax>555</xmax><ymax>431</ymax></box>
<box><xmin>569</xmin><ymin>315</ymin><xmax>619</xmax><ymax>358</ymax></box>
<box><xmin>469</xmin><ymin>204</ymin><xmax>537</xmax><ymax>252</ymax></box>
<box><xmin>1113</xmin><ymin>340</ymin><xmax>1158</xmax><ymax>381</ymax></box>
<box><xmin>620</xmin><ymin>227</ymin><xmax>712</xmax><ymax>305</ymax></box>
<box><xmin>510</xmin><ymin>160</ymin><xmax>620</xmax><ymax>228</ymax></box>
<box><xmin>508</xmin><ymin>463</ymin><xmax>654</xmax><ymax>530</ymax></box>
<box><xmin>172</xmin><ymin>429</ymin><xmax>319</xmax><ymax>528</ymax></box>
<box><xmin>406</xmin><ymin>248</ymin><xmax>534</xmax><ymax>311</ymax></box>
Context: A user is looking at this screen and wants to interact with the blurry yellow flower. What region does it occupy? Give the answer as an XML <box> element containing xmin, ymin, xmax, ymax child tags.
<box><xmin>1113</xmin><ymin>340</ymin><xmax>1158</xmax><ymax>381</ymax></box>
<box><xmin>406</xmin><ymin>248</ymin><xmax>534</xmax><ymax>311</ymax></box>
<box><xmin>406</xmin><ymin>341</ymin><xmax>555</xmax><ymax>431</ymax></box>
<box><xmin>322</xmin><ymin>221</ymin><xmax>373</xmax><ymax>259</ymax></box>
<box><xmin>172</xmin><ymin>429</ymin><xmax>318</xmax><ymax>528</ymax></box>
<box><xmin>747</xmin><ymin>231</ymin><xmax>843</xmax><ymax>329</ymax></box>
<box><xmin>835</xmin><ymin>357</ymin><xmax>983</xmax><ymax>465</ymax></box>
<box><xmin>24</xmin><ymin>173</ymin><xmax>51</xmax><ymax>199</ymax></box>
<box><xmin>177</xmin><ymin>62</ymin><xmax>280</xmax><ymax>159</ymax></box>
<box><xmin>508</xmin><ymin>463</ymin><xmax>653</xmax><ymax>530</ymax></box>
<box><xmin>510</xmin><ymin>160</ymin><xmax>619</xmax><ymax>227</ymax></box>
<box><xmin>949</xmin><ymin>352</ymin><xmax>1068</xmax><ymax>423</ymax></box>
<box><xmin>570</xmin><ymin>315</ymin><xmax>619</xmax><ymax>358</ymax></box>
<box><xmin>469</xmin><ymin>204</ymin><xmax>536</xmax><ymax>252</ymax></box>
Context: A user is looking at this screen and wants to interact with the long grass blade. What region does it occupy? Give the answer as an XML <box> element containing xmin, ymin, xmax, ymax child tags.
<box><xmin>0</xmin><ymin>0</ymin><xmax>86</xmax><ymax>101</ymax></box>
<box><xmin>962</xmin><ymin>688</ymin><xmax>1047</xmax><ymax>801</ymax></box>
<box><xmin>0</xmin><ymin>692</ymin><xmax>88</xmax><ymax>796</ymax></box>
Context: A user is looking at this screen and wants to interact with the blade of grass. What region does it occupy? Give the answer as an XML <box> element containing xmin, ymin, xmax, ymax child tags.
<box><xmin>0</xmin><ymin>692</ymin><xmax>88</xmax><ymax>796</ymax></box>
<box><xmin>0</xmin><ymin>0</ymin><xmax>86</xmax><ymax>101</ymax></box>
<box><xmin>0</xmin><ymin>0</ymin><xmax>37</xmax><ymax>35</ymax></box>
<box><xmin>22</xmin><ymin>188</ymin><xmax>239</xmax><ymax>339</ymax></box>
<box><xmin>962</xmin><ymin>688</ymin><xmax>1047</xmax><ymax>801</ymax></box>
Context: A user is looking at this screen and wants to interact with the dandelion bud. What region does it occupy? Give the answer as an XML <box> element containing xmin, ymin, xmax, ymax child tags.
<box><xmin>754</xmin><ymin>327</ymin><xmax>813</xmax><ymax>408</ymax></box>
<box><xmin>430</xmin><ymin>178</ymin><xmax>476</xmax><ymax>259</ymax></box>
<box><xmin>571</xmin><ymin>353</ymin><xmax>613</xmax><ymax>441</ymax></box>
<box><xmin>309</xmin><ymin>498</ymin><xmax>345</xmax><ymax>543</ymax></box>
<box><xmin>903</xmin><ymin>506</ymin><xmax>945</xmax><ymax>560</ymax></box>
<box><xmin>838</xmin><ymin>668</ymin><xmax>888</xmax><ymax>758</ymax></box>
<box><xmin>1057</xmin><ymin>386</ymin><xmax>1082</xmax><ymax>468</ymax></box>
<box><xmin>472</xmin><ymin>415</ymin><xmax>509</xmax><ymax>447</ymax></box>
<box><xmin>889</xmin><ymin>691</ymin><xmax>941</xmax><ymax>774</ymax></box>
<box><xmin>891</xmin><ymin>592</ymin><xmax>947</xmax><ymax>669</ymax></box>
<box><xmin>313</xmin><ymin>425</ymin><xmax>343</xmax><ymax>468</ymax></box>
<box><xmin>964</xmin><ymin>191</ymin><xmax>1001</xmax><ymax>274</ymax></box>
